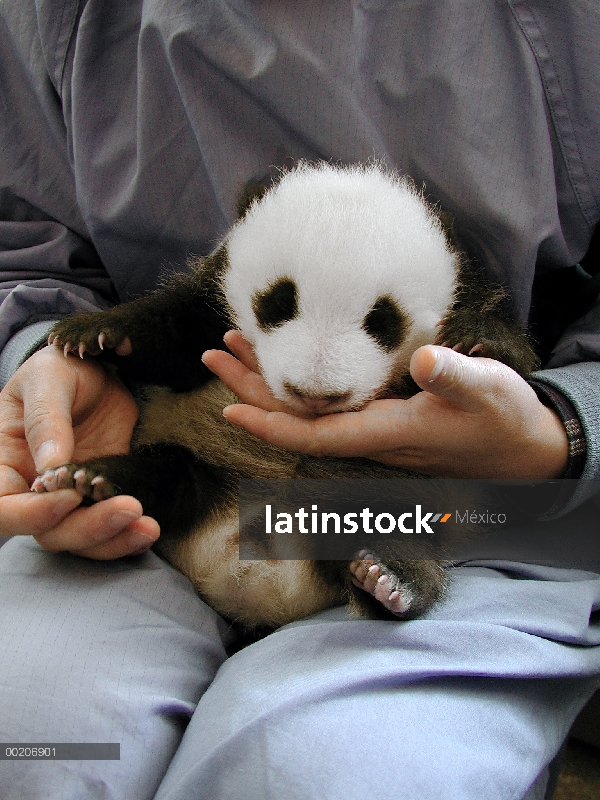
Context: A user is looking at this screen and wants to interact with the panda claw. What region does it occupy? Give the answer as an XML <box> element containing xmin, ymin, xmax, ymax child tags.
<box><xmin>31</xmin><ymin>476</ymin><xmax>44</xmax><ymax>493</ymax></box>
<box><xmin>468</xmin><ymin>343</ymin><xmax>484</xmax><ymax>355</ymax></box>
<box><xmin>452</xmin><ymin>342</ymin><xmax>464</xmax><ymax>351</ymax></box>
<box><xmin>72</xmin><ymin>469</ymin><xmax>87</xmax><ymax>494</ymax></box>
<box><xmin>78</xmin><ymin>343</ymin><xmax>86</xmax><ymax>359</ymax></box>
<box><xmin>383</xmin><ymin>586</ymin><xmax>413</xmax><ymax>615</ymax></box>
<box><xmin>98</xmin><ymin>332</ymin><xmax>105</xmax><ymax>350</ymax></box>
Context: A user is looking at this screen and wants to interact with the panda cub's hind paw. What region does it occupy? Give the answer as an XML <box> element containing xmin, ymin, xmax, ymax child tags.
<box><xmin>49</xmin><ymin>313</ymin><xmax>132</xmax><ymax>359</ymax></box>
<box><xmin>349</xmin><ymin>551</ymin><xmax>415</xmax><ymax>616</ymax></box>
<box><xmin>31</xmin><ymin>464</ymin><xmax>118</xmax><ymax>503</ymax></box>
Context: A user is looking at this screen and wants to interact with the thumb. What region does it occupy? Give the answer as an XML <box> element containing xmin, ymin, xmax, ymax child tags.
<box><xmin>21</xmin><ymin>373</ymin><xmax>76</xmax><ymax>473</ymax></box>
<box><xmin>409</xmin><ymin>345</ymin><xmax>499</xmax><ymax>412</ymax></box>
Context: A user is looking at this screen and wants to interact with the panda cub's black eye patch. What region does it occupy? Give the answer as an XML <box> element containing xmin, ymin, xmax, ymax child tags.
<box><xmin>252</xmin><ymin>278</ymin><xmax>299</xmax><ymax>331</ymax></box>
<box><xmin>362</xmin><ymin>296</ymin><xmax>407</xmax><ymax>351</ymax></box>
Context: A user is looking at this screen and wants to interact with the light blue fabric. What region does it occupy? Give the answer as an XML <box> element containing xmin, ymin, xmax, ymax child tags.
<box><xmin>0</xmin><ymin>320</ymin><xmax>56</xmax><ymax>388</ymax></box>
<box><xmin>1</xmin><ymin>536</ymin><xmax>599</xmax><ymax>800</ymax></box>
<box><xmin>0</xmin><ymin>537</ymin><xmax>230</xmax><ymax>800</ymax></box>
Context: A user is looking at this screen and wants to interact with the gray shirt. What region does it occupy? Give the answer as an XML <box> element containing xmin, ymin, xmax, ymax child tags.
<box><xmin>1</xmin><ymin>0</ymin><xmax>599</xmax><ymax>509</ymax></box>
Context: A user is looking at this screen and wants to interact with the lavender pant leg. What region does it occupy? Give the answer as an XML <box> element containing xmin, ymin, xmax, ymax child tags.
<box><xmin>0</xmin><ymin>537</ymin><xmax>229</xmax><ymax>800</ymax></box>
<box><xmin>3</xmin><ymin>535</ymin><xmax>600</xmax><ymax>800</ymax></box>
<box><xmin>154</xmin><ymin>562</ymin><xmax>600</xmax><ymax>800</ymax></box>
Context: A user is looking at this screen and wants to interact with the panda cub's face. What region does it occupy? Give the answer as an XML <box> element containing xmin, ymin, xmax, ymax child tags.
<box><xmin>221</xmin><ymin>163</ymin><xmax>458</xmax><ymax>415</ymax></box>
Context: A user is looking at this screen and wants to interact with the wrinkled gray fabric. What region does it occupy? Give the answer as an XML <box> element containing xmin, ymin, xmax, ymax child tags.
<box><xmin>1</xmin><ymin>0</ymin><xmax>598</xmax><ymax>313</ymax></box>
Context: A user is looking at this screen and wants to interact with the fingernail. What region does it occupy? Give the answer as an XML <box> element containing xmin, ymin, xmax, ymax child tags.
<box><xmin>127</xmin><ymin>531</ymin><xmax>157</xmax><ymax>554</ymax></box>
<box><xmin>36</xmin><ymin>440</ymin><xmax>59</xmax><ymax>471</ymax></box>
<box><xmin>428</xmin><ymin>351</ymin><xmax>446</xmax><ymax>382</ymax></box>
<box><xmin>108</xmin><ymin>510</ymin><xmax>141</xmax><ymax>533</ymax></box>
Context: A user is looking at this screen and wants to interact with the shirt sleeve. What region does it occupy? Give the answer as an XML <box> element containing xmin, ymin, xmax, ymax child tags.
<box><xmin>0</xmin><ymin>3</ymin><xmax>115</xmax><ymax>387</ymax></box>
<box><xmin>529</xmin><ymin>259</ymin><xmax>600</xmax><ymax>515</ymax></box>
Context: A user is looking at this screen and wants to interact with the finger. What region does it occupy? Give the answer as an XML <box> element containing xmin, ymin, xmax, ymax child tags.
<box><xmin>409</xmin><ymin>345</ymin><xmax>507</xmax><ymax>412</ymax></box>
<box><xmin>0</xmin><ymin>464</ymin><xmax>31</xmax><ymax>497</ymax></box>
<box><xmin>0</xmin><ymin>481</ymin><xmax>83</xmax><ymax>537</ymax></box>
<box><xmin>222</xmin><ymin>400</ymin><xmax>405</xmax><ymax>458</ymax></box>
<box><xmin>67</xmin><ymin>516</ymin><xmax>161</xmax><ymax>560</ymax></box>
<box><xmin>15</xmin><ymin>355</ymin><xmax>77</xmax><ymax>471</ymax></box>
<box><xmin>202</xmin><ymin>349</ymin><xmax>287</xmax><ymax>412</ymax></box>
<box><xmin>223</xmin><ymin>330</ymin><xmax>261</xmax><ymax>373</ymax></box>
<box><xmin>33</xmin><ymin>495</ymin><xmax>159</xmax><ymax>556</ymax></box>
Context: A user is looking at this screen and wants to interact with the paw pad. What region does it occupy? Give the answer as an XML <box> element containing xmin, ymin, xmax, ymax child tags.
<box><xmin>349</xmin><ymin>551</ymin><xmax>414</xmax><ymax>616</ymax></box>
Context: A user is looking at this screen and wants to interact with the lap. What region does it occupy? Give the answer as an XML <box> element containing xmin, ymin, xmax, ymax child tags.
<box><xmin>1</xmin><ymin>536</ymin><xmax>600</xmax><ymax>800</ymax></box>
<box><xmin>0</xmin><ymin>536</ymin><xmax>229</xmax><ymax>800</ymax></box>
<box><xmin>155</xmin><ymin>561</ymin><xmax>600</xmax><ymax>800</ymax></box>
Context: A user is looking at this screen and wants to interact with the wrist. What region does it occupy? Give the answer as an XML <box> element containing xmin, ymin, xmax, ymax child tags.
<box><xmin>528</xmin><ymin>379</ymin><xmax>586</xmax><ymax>479</ymax></box>
<box><xmin>530</xmin><ymin>402</ymin><xmax>570</xmax><ymax>479</ymax></box>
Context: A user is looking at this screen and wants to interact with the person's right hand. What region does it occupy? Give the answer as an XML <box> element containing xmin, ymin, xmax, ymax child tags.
<box><xmin>0</xmin><ymin>345</ymin><xmax>160</xmax><ymax>559</ymax></box>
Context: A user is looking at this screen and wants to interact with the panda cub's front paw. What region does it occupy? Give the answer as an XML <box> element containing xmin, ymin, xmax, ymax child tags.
<box><xmin>49</xmin><ymin>312</ymin><xmax>133</xmax><ymax>359</ymax></box>
<box><xmin>434</xmin><ymin>314</ymin><xmax>538</xmax><ymax>377</ymax></box>
<box><xmin>434</xmin><ymin>317</ymin><xmax>489</xmax><ymax>358</ymax></box>
<box><xmin>31</xmin><ymin>464</ymin><xmax>118</xmax><ymax>503</ymax></box>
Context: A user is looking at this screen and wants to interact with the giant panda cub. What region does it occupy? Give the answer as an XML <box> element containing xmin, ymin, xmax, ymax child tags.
<box><xmin>36</xmin><ymin>162</ymin><xmax>537</xmax><ymax>630</ymax></box>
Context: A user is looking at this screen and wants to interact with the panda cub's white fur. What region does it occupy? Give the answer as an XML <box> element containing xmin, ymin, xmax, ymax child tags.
<box><xmin>223</xmin><ymin>162</ymin><xmax>458</xmax><ymax>413</ymax></box>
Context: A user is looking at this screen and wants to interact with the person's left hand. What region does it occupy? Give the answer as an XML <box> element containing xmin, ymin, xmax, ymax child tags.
<box><xmin>0</xmin><ymin>345</ymin><xmax>160</xmax><ymax>558</ymax></box>
<box><xmin>201</xmin><ymin>331</ymin><xmax>569</xmax><ymax>480</ymax></box>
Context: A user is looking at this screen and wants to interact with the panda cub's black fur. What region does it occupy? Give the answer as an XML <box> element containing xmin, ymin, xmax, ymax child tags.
<box><xmin>38</xmin><ymin>163</ymin><xmax>538</xmax><ymax>630</ymax></box>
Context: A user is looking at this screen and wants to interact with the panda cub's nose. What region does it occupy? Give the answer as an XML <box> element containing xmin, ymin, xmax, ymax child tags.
<box><xmin>285</xmin><ymin>385</ymin><xmax>350</xmax><ymax>413</ymax></box>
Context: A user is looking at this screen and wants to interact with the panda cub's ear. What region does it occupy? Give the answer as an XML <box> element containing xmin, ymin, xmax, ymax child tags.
<box><xmin>236</xmin><ymin>177</ymin><xmax>273</xmax><ymax>219</ymax></box>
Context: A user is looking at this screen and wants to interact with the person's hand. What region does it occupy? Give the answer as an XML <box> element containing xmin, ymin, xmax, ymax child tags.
<box><xmin>202</xmin><ymin>331</ymin><xmax>569</xmax><ymax>480</ymax></box>
<box><xmin>0</xmin><ymin>345</ymin><xmax>160</xmax><ymax>558</ymax></box>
